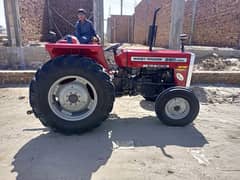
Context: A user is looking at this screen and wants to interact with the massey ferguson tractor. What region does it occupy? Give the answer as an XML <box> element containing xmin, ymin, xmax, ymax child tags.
<box><xmin>29</xmin><ymin>8</ymin><xmax>199</xmax><ymax>134</ymax></box>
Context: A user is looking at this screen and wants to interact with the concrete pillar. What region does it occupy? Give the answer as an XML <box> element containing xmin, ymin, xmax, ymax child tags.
<box><xmin>169</xmin><ymin>0</ymin><xmax>185</xmax><ymax>49</ymax></box>
<box><xmin>4</xmin><ymin>0</ymin><xmax>25</xmax><ymax>69</ymax></box>
<box><xmin>113</xmin><ymin>18</ymin><xmax>117</xmax><ymax>42</ymax></box>
<box><xmin>189</xmin><ymin>0</ymin><xmax>198</xmax><ymax>44</ymax></box>
<box><xmin>120</xmin><ymin>0</ymin><xmax>123</xmax><ymax>16</ymax></box>
<box><xmin>4</xmin><ymin>0</ymin><xmax>22</xmax><ymax>47</ymax></box>
<box><xmin>93</xmin><ymin>0</ymin><xmax>104</xmax><ymax>44</ymax></box>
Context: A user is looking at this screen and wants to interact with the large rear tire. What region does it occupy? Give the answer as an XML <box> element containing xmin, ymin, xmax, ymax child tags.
<box><xmin>30</xmin><ymin>55</ymin><xmax>115</xmax><ymax>134</ymax></box>
<box><xmin>155</xmin><ymin>87</ymin><xmax>199</xmax><ymax>126</ymax></box>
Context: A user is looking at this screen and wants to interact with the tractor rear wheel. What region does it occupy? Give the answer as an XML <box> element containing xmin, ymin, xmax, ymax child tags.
<box><xmin>30</xmin><ymin>55</ymin><xmax>115</xmax><ymax>134</ymax></box>
<box><xmin>155</xmin><ymin>87</ymin><xmax>199</xmax><ymax>126</ymax></box>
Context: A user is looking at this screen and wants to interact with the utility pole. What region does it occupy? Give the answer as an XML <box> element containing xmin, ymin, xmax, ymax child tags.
<box><xmin>120</xmin><ymin>0</ymin><xmax>123</xmax><ymax>15</ymax></box>
<box><xmin>93</xmin><ymin>0</ymin><xmax>104</xmax><ymax>44</ymax></box>
<box><xmin>169</xmin><ymin>0</ymin><xmax>185</xmax><ymax>49</ymax></box>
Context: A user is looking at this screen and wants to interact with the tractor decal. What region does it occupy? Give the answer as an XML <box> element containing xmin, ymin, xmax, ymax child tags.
<box><xmin>131</xmin><ymin>56</ymin><xmax>187</xmax><ymax>63</ymax></box>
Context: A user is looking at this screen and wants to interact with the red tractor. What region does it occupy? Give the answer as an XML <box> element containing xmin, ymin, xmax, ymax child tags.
<box><xmin>29</xmin><ymin>8</ymin><xmax>199</xmax><ymax>134</ymax></box>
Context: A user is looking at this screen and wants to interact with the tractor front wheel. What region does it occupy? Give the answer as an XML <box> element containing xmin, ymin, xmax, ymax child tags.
<box><xmin>155</xmin><ymin>87</ymin><xmax>199</xmax><ymax>126</ymax></box>
<box><xmin>30</xmin><ymin>56</ymin><xmax>115</xmax><ymax>134</ymax></box>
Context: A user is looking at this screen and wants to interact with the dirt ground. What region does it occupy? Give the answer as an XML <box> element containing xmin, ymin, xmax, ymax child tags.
<box><xmin>0</xmin><ymin>86</ymin><xmax>240</xmax><ymax>180</ymax></box>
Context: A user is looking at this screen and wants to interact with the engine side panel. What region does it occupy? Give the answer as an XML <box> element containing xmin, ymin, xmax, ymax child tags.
<box><xmin>112</xmin><ymin>67</ymin><xmax>174</xmax><ymax>97</ymax></box>
<box><xmin>115</xmin><ymin>49</ymin><xmax>194</xmax><ymax>87</ymax></box>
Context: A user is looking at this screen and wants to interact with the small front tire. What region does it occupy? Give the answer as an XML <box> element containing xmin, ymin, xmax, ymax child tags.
<box><xmin>155</xmin><ymin>87</ymin><xmax>199</xmax><ymax>126</ymax></box>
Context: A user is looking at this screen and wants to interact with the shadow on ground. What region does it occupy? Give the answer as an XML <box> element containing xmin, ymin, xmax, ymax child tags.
<box><xmin>12</xmin><ymin>115</ymin><xmax>207</xmax><ymax>180</ymax></box>
<box><xmin>191</xmin><ymin>86</ymin><xmax>208</xmax><ymax>103</ymax></box>
<box><xmin>139</xmin><ymin>100</ymin><xmax>155</xmax><ymax>111</ymax></box>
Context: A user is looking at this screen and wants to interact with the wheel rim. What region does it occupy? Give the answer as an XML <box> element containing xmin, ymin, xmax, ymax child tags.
<box><xmin>164</xmin><ymin>97</ymin><xmax>190</xmax><ymax>120</ymax></box>
<box><xmin>48</xmin><ymin>76</ymin><xmax>98</xmax><ymax>121</ymax></box>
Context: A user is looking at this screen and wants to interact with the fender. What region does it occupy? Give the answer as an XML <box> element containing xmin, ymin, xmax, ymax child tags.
<box><xmin>45</xmin><ymin>43</ymin><xmax>109</xmax><ymax>69</ymax></box>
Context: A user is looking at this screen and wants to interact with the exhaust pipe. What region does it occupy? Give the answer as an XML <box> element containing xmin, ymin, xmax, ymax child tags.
<box><xmin>148</xmin><ymin>8</ymin><xmax>161</xmax><ymax>51</ymax></box>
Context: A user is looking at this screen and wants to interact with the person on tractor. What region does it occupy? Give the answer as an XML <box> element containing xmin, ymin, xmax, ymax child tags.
<box><xmin>75</xmin><ymin>8</ymin><xmax>99</xmax><ymax>44</ymax></box>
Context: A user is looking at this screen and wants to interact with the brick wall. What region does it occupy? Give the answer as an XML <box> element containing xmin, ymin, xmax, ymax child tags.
<box><xmin>1</xmin><ymin>70</ymin><xmax>240</xmax><ymax>85</ymax></box>
<box><xmin>0</xmin><ymin>71</ymin><xmax>35</xmax><ymax>84</ymax></box>
<box><xmin>134</xmin><ymin>0</ymin><xmax>240</xmax><ymax>48</ymax></box>
<box><xmin>134</xmin><ymin>0</ymin><xmax>172</xmax><ymax>47</ymax></box>
<box><xmin>18</xmin><ymin>0</ymin><xmax>93</xmax><ymax>45</ymax></box>
<box><xmin>16</xmin><ymin>0</ymin><xmax>240</xmax><ymax>47</ymax></box>
<box><xmin>0</xmin><ymin>46</ymin><xmax>49</xmax><ymax>70</ymax></box>
<box><xmin>183</xmin><ymin>0</ymin><xmax>240</xmax><ymax>48</ymax></box>
<box><xmin>107</xmin><ymin>15</ymin><xmax>134</xmax><ymax>43</ymax></box>
<box><xmin>18</xmin><ymin>0</ymin><xmax>47</xmax><ymax>44</ymax></box>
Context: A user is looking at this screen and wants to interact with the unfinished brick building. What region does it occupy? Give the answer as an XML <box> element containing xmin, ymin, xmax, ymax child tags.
<box><xmin>18</xmin><ymin>0</ymin><xmax>93</xmax><ymax>45</ymax></box>
<box><xmin>107</xmin><ymin>15</ymin><xmax>134</xmax><ymax>43</ymax></box>
<box><xmin>183</xmin><ymin>0</ymin><xmax>240</xmax><ymax>48</ymax></box>
<box><xmin>133</xmin><ymin>0</ymin><xmax>172</xmax><ymax>47</ymax></box>
<box><xmin>133</xmin><ymin>0</ymin><xmax>240</xmax><ymax>48</ymax></box>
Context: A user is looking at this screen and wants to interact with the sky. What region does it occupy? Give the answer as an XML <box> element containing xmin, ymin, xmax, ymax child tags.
<box><xmin>104</xmin><ymin>0</ymin><xmax>141</xmax><ymax>17</ymax></box>
<box><xmin>104</xmin><ymin>0</ymin><xmax>141</xmax><ymax>32</ymax></box>
<box><xmin>0</xmin><ymin>0</ymin><xmax>5</xmax><ymax>27</ymax></box>
<box><xmin>0</xmin><ymin>0</ymin><xmax>141</xmax><ymax>30</ymax></box>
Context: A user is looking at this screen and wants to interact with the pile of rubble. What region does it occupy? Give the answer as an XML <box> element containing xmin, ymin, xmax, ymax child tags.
<box><xmin>194</xmin><ymin>54</ymin><xmax>240</xmax><ymax>71</ymax></box>
<box><xmin>192</xmin><ymin>86</ymin><xmax>240</xmax><ymax>104</ymax></box>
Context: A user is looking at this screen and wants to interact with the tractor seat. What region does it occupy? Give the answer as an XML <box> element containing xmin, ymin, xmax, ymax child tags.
<box><xmin>65</xmin><ymin>35</ymin><xmax>79</xmax><ymax>44</ymax></box>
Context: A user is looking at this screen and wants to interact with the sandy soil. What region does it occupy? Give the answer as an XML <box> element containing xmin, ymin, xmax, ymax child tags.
<box><xmin>0</xmin><ymin>86</ymin><xmax>240</xmax><ymax>180</ymax></box>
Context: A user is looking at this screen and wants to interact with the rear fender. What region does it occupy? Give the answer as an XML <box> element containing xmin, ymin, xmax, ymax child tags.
<box><xmin>45</xmin><ymin>43</ymin><xmax>109</xmax><ymax>69</ymax></box>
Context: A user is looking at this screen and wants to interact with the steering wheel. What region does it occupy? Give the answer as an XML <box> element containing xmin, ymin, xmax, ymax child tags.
<box><xmin>104</xmin><ymin>43</ymin><xmax>122</xmax><ymax>54</ymax></box>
